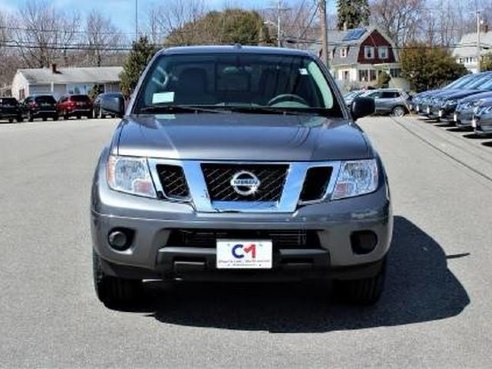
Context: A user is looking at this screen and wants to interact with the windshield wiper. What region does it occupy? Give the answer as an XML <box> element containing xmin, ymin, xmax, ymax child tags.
<box><xmin>138</xmin><ymin>104</ymin><xmax>227</xmax><ymax>114</ymax></box>
<box><xmin>224</xmin><ymin>106</ymin><xmax>329</xmax><ymax>116</ymax></box>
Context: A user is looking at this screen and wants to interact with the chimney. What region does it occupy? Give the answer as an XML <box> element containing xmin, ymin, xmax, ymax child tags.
<box><xmin>51</xmin><ymin>63</ymin><xmax>58</xmax><ymax>74</ymax></box>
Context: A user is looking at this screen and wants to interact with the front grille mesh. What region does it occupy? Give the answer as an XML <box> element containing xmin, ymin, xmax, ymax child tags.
<box><xmin>201</xmin><ymin>164</ymin><xmax>288</xmax><ymax>202</ymax></box>
<box><xmin>156</xmin><ymin>164</ymin><xmax>190</xmax><ymax>200</ymax></box>
<box><xmin>166</xmin><ymin>229</ymin><xmax>321</xmax><ymax>249</ymax></box>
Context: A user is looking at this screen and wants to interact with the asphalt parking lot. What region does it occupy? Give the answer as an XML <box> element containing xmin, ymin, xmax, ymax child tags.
<box><xmin>0</xmin><ymin>116</ymin><xmax>491</xmax><ymax>368</ymax></box>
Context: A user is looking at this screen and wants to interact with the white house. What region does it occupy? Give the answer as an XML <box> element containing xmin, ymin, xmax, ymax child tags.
<box><xmin>11</xmin><ymin>65</ymin><xmax>123</xmax><ymax>100</ymax></box>
<box><xmin>453</xmin><ymin>31</ymin><xmax>492</xmax><ymax>73</ymax></box>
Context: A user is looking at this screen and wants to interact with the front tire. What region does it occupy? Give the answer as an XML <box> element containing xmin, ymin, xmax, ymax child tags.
<box><xmin>391</xmin><ymin>106</ymin><xmax>406</xmax><ymax>117</ymax></box>
<box><xmin>335</xmin><ymin>258</ymin><xmax>386</xmax><ymax>305</ymax></box>
<box><xmin>93</xmin><ymin>251</ymin><xmax>142</xmax><ymax>308</ymax></box>
<box><xmin>28</xmin><ymin>112</ymin><xmax>33</xmax><ymax>122</ymax></box>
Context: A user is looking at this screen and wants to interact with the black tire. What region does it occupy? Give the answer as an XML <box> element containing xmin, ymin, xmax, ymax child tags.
<box><xmin>334</xmin><ymin>258</ymin><xmax>386</xmax><ymax>305</ymax></box>
<box><xmin>53</xmin><ymin>115</ymin><xmax>58</xmax><ymax>121</ymax></box>
<box><xmin>76</xmin><ymin>114</ymin><xmax>81</xmax><ymax>120</ymax></box>
<box><xmin>391</xmin><ymin>106</ymin><xmax>406</xmax><ymax>117</ymax></box>
<box><xmin>28</xmin><ymin>112</ymin><xmax>33</xmax><ymax>122</ymax></box>
<box><xmin>8</xmin><ymin>118</ymin><xmax>13</xmax><ymax>123</ymax></box>
<box><xmin>42</xmin><ymin>117</ymin><xmax>47</xmax><ymax>121</ymax></box>
<box><xmin>93</xmin><ymin>251</ymin><xmax>142</xmax><ymax>308</ymax></box>
<box><xmin>16</xmin><ymin>115</ymin><xmax>23</xmax><ymax>123</ymax></box>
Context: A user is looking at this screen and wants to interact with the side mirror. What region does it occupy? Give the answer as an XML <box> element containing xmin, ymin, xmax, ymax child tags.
<box><xmin>351</xmin><ymin>97</ymin><xmax>375</xmax><ymax>120</ymax></box>
<box><xmin>100</xmin><ymin>95</ymin><xmax>125</xmax><ymax>118</ymax></box>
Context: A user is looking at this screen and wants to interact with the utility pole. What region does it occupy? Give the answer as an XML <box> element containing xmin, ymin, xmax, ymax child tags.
<box><xmin>319</xmin><ymin>0</ymin><xmax>329</xmax><ymax>67</ymax></box>
<box><xmin>135</xmin><ymin>0</ymin><xmax>139</xmax><ymax>42</ymax></box>
<box><xmin>265</xmin><ymin>1</ymin><xmax>290</xmax><ymax>47</ymax></box>
<box><xmin>476</xmin><ymin>10</ymin><xmax>481</xmax><ymax>73</ymax></box>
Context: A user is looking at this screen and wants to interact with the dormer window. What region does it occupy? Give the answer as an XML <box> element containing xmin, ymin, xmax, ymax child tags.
<box><xmin>378</xmin><ymin>46</ymin><xmax>388</xmax><ymax>59</ymax></box>
<box><xmin>340</xmin><ymin>47</ymin><xmax>348</xmax><ymax>58</ymax></box>
<box><xmin>364</xmin><ymin>46</ymin><xmax>375</xmax><ymax>59</ymax></box>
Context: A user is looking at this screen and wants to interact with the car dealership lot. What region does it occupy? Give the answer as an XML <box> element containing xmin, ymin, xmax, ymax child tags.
<box><xmin>0</xmin><ymin>117</ymin><xmax>491</xmax><ymax>368</ymax></box>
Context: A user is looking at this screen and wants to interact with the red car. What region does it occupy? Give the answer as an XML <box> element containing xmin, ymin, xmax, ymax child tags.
<box><xmin>57</xmin><ymin>94</ymin><xmax>93</xmax><ymax>119</ymax></box>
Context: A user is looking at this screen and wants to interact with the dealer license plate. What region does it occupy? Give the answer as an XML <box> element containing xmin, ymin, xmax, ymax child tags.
<box><xmin>216</xmin><ymin>240</ymin><xmax>272</xmax><ymax>269</ymax></box>
<box><xmin>438</xmin><ymin>110</ymin><xmax>443</xmax><ymax>117</ymax></box>
<box><xmin>454</xmin><ymin>113</ymin><xmax>458</xmax><ymax>122</ymax></box>
<box><xmin>426</xmin><ymin>107</ymin><xmax>431</xmax><ymax>114</ymax></box>
<box><xmin>472</xmin><ymin>118</ymin><xmax>477</xmax><ymax>128</ymax></box>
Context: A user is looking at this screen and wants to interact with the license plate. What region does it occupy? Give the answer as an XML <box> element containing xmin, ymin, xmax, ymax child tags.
<box><xmin>41</xmin><ymin>103</ymin><xmax>52</xmax><ymax>107</ymax></box>
<box><xmin>216</xmin><ymin>240</ymin><xmax>272</xmax><ymax>269</ymax></box>
<box><xmin>426</xmin><ymin>107</ymin><xmax>430</xmax><ymax>114</ymax></box>
<box><xmin>438</xmin><ymin>110</ymin><xmax>443</xmax><ymax>117</ymax></box>
<box><xmin>416</xmin><ymin>106</ymin><xmax>420</xmax><ymax>112</ymax></box>
<box><xmin>472</xmin><ymin>118</ymin><xmax>477</xmax><ymax>128</ymax></box>
<box><xmin>454</xmin><ymin>113</ymin><xmax>458</xmax><ymax>122</ymax></box>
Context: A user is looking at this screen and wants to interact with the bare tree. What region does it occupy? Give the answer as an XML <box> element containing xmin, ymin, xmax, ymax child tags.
<box><xmin>10</xmin><ymin>0</ymin><xmax>81</xmax><ymax>68</ymax></box>
<box><xmin>370</xmin><ymin>0</ymin><xmax>424</xmax><ymax>47</ymax></box>
<box><xmin>146</xmin><ymin>0</ymin><xmax>207</xmax><ymax>44</ymax></box>
<box><xmin>85</xmin><ymin>10</ymin><xmax>125</xmax><ymax>66</ymax></box>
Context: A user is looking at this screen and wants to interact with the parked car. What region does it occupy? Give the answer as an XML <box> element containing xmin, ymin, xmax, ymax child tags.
<box><xmin>21</xmin><ymin>95</ymin><xmax>58</xmax><ymax>122</ymax></box>
<box><xmin>361</xmin><ymin>88</ymin><xmax>410</xmax><ymax>116</ymax></box>
<box><xmin>0</xmin><ymin>97</ymin><xmax>23</xmax><ymax>123</ymax></box>
<box><xmin>453</xmin><ymin>77</ymin><xmax>492</xmax><ymax>128</ymax></box>
<box><xmin>92</xmin><ymin>93</ymin><xmax>125</xmax><ymax>118</ymax></box>
<box><xmin>91</xmin><ymin>45</ymin><xmax>392</xmax><ymax>308</ymax></box>
<box><xmin>57</xmin><ymin>94</ymin><xmax>93</xmax><ymax>119</ymax></box>
<box><xmin>414</xmin><ymin>74</ymin><xmax>477</xmax><ymax>116</ymax></box>
<box><xmin>472</xmin><ymin>97</ymin><xmax>492</xmax><ymax>136</ymax></box>
<box><xmin>343</xmin><ymin>90</ymin><xmax>365</xmax><ymax>107</ymax></box>
<box><xmin>429</xmin><ymin>71</ymin><xmax>492</xmax><ymax>122</ymax></box>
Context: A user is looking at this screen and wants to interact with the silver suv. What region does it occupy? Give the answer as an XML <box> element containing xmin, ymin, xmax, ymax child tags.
<box><xmin>362</xmin><ymin>88</ymin><xmax>410</xmax><ymax>116</ymax></box>
<box><xmin>91</xmin><ymin>46</ymin><xmax>392</xmax><ymax>307</ymax></box>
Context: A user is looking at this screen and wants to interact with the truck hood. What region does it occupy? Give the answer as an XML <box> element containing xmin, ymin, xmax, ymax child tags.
<box><xmin>114</xmin><ymin>113</ymin><xmax>372</xmax><ymax>161</ymax></box>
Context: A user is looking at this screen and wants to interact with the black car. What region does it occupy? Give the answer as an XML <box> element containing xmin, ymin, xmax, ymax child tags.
<box><xmin>0</xmin><ymin>97</ymin><xmax>23</xmax><ymax>123</ymax></box>
<box><xmin>92</xmin><ymin>93</ymin><xmax>125</xmax><ymax>118</ymax></box>
<box><xmin>22</xmin><ymin>95</ymin><xmax>59</xmax><ymax>122</ymax></box>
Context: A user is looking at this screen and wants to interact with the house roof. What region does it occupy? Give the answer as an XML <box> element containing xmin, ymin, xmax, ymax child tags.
<box><xmin>305</xmin><ymin>26</ymin><xmax>396</xmax><ymax>66</ymax></box>
<box><xmin>453</xmin><ymin>31</ymin><xmax>492</xmax><ymax>58</ymax></box>
<box><xmin>17</xmin><ymin>66</ymin><xmax>123</xmax><ymax>85</ymax></box>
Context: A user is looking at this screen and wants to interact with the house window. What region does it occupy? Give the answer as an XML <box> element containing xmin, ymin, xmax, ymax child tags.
<box><xmin>369</xmin><ymin>70</ymin><xmax>377</xmax><ymax>81</ymax></box>
<box><xmin>364</xmin><ymin>46</ymin><xmax>375</xmax><ymax>59</ymax></box>
<box><xmin>340</xmin><ymin>47</ymin><xmax>348</xmax><ymax>58</ymax></box>
<box><xmin>358</xmin><ymin>69</ymin><xmax>369</xmax><ymax>82</ymax></box>
<box><xmin>378</xmin><ymin>46</ymin><xmax>388</xmax><ymax>59</ymax></box>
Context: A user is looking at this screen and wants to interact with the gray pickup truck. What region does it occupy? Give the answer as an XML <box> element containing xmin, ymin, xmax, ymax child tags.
<box><xmin>91</xmin><ymin>46</ymin><xmax>393</xmax><ymax>307</ymax></box>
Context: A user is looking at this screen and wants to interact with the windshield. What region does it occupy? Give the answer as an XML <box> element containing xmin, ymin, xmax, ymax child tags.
<box><xmin>35</xmin><ymin>96</ymin><xmax>56</xmax><ymax>104</ymax></box>
<box><xmin>71</xmin><ymin>95</ymin><xmax>90</xmax><ymax>102</ymax></box>
<box><xmin>134</xmin><ymin>52</ymin><xmax>342</xmax><ymax>117</ymax></box>
<box><xmin>444</xmin><ymin>75</ymin><xmax>471</xmax><ymax>89</ymax></box>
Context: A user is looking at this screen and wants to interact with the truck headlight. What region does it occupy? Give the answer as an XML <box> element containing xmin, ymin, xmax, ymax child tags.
<box><xmin>332</xmin><ymin>159</ymin><xmax>379</xmax><ymax>200</ymax></box>
<box><xmin>106</xmin><ymin>155</ymin><xmax>156</xmax><ymax>198</ymax></box>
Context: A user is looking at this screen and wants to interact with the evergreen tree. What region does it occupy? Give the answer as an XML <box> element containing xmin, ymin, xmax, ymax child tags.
<box><xmin>400</xmin><ymin>43</ymin><xmax>468</xmax><ymax>92</ymax></box>
<box><xmin>165</xmin><ymin>9</ymin><xmax>271</xmax><ymax>46</ymax></box>
<box><xmin>336</xmin><ymin>0</ymin><xmax>370</xmax><ymax>30</ymax></box>
<box><xmin>481</xmin><ymin>53</ymin><xmax>492</xmax><ymax>72</ymax></box>
<box><xmin>119</xmin><ymin>36</ymin><xmax>158</xmax><ymax>97</ymax></box>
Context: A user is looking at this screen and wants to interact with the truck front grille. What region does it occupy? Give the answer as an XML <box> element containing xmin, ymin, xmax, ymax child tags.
<box><xmin>166</xmin><ymin>229</ymin><xmax>321</xmax><ymax>249</ymax></box>
<box><xmin>201</xmin><ymin>163</ymin><xmax>288</xmax><ymax>202</ymax></box>
<box><xmin>156</xmin><ymin>164</ymin><xmax>190</xmax><ymax>200</ymax></box>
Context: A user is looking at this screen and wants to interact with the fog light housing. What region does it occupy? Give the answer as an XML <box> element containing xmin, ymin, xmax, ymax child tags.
<box><xmin>108</xmin><ymin>228</ymin><xmax>134</xmax><ymax>251</ymax></box>
<box><xmin>351</xmin><ymin>230</ymin><xmax>378</xmax><ymax>255</ymax></box>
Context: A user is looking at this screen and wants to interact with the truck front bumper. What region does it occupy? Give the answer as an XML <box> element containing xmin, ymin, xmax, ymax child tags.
<box><xmin>91</xmin><ymin>153</ymin><xmax>393</xmax><ymax>282</ymax></box>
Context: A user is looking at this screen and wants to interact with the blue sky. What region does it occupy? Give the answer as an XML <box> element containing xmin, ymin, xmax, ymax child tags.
<box><xmin>0</xmin><ymin>1</ymin><xmax>336</xmax><ymax>37</ymax></box>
